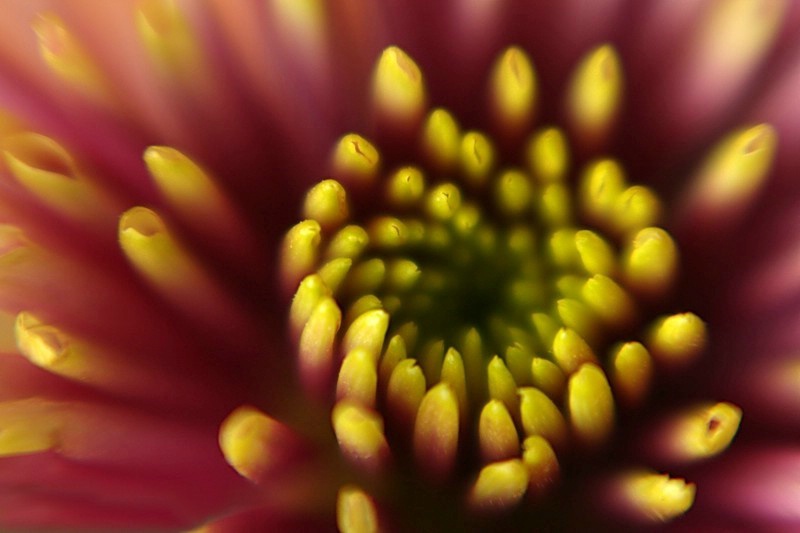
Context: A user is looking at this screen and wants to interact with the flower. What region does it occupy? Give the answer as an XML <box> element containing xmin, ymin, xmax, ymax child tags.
<box><xmin>0</xmin><ymin>0</ymin><xmax>799</xmax><ymax>531</ymax></box>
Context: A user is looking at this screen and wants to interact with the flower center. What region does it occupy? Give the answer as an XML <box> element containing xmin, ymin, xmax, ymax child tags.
<box><xmin>279</xmin><ymin>44</ymin><xmax>741</xmax><ymax>525</ymax></box>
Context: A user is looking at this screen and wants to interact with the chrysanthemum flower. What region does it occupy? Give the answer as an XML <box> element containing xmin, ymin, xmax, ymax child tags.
<box><xmin>0</xmin><ymin>1</ymin><xmax>799</xmax><ymax>531</ymax></box>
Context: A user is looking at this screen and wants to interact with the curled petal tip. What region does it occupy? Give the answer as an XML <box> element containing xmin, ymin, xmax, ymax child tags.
<box><xmin>413</xmin><ymin>383</ymin><xmax>459</xmax><ymax>480</ymax></box>
<box><xmin>218</xmin><ymin>406</ymin><xmax>300</xmax><ymax>483</ymax></box>
<box><xmin>332</xmin><ymin>134</ymin><xmax>381</xmax><ymax>183</ymax></box>
<box><xmin>647</xmin><ymin>312</ymin><xmax>707</xmax><ymax>367</ymax></box>
<box><xmin>567</xmin><ymin>363</ymin><xmax>615</xmax><ymax>446</ymax></box>
<box><xmin>332</xmin><ymin>401</ymin><xmax>389</xmax><ymax>473</ymax></box>
<box><xmin>567</xmin><ymin>44</ymin><xmax>623</xmax><ymax>146</ymax></box>
<box><xmin>469</xmin><ymin>459</ymin><xmax>529</xmax><ymax>512</ymax></box>
<box><xmin>337</xmin><ymin>485</ymin><xmax>380</xmax><ymax>533</ymax></box>
<box><xmin>661</xmin><ymin>402</ymin><xmax>743</xmax><ymax>463</ymax></box>
<box><xmin>298</xmin><ymin>296</ymin><xmax>341</xmax><ymax>397</ymax></box>
<box><xmin>372</xmin><ymin>46</ymin><xmax>426</xmax><ymax>129</ymax></box>
<box><xmin>33</xmin><ymin>12</ymin><xmax>112</xmax><ymax>104</ymax></box>
<box><xmin>478</xmin><ymin>399</ymin><xmax>519</xmax><ymax>463</ymax></box>
<box><xmin>682</xmin><ymin>124</ymin><xmax>777</xmax><ymax>233</ymax></box>
<box><xmin>489</xmin><ymin>47</ymin><xmax>537</xmax><ymax>134</ymax></box>
<box><xmin>617</xmin><ymin>471</ymin><xmax>696</xmax><ymax>523</ymax></box>
<box><xmin>304</xmin><ymin>179</ymin><xmax>349</xmax><ymax>231</ymax></box>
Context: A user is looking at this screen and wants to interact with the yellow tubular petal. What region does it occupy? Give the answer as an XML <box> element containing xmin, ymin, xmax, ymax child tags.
<box><xmin>280</xmin><ymin>219</ymin><xmax>322</xmax><ymax>288</ymax></box>
<box><xmin>489</xmin><ymin>47</ymin><xmax>537</xmax><ymax>133</ymax></box>
<box><xmin>143</xmin><ymin>146</ymin><xmax>214</xmax><ymax>206</ymax></box>
<box><xmin>15</xmin><ymin>311</ymin><xmax>80</xmax><ymax>371</ymax></box>
<box><xmin>386</xmin><ymin>166</ymin><xmax>426</xmax><ymax>208</ymax></box>
<box><xmin>469</xmin><ymin>459</ymin><xmax>529</xmax><ymax>511</ymax></box>
<box><xmin>647</xmin><ymin>313</ymin><xmax>707</xmax><ymax>366</ymax></box>
<box><xmin>621</xmin><ymin>471</ymin><xmax>696</xmax><ymax>522</ymax></box>
<box><xmin>688</xmin><ymin>124</ymin><xmax>777</xmax><ymax>219</ymax></box>
<box><xmin>371</xmin><ymin>46</ymin><xmax>426</xmax><ymax>127</ymax></box>
<box><xmin>13</xmin><ymin>311</ymin><xmax>212</xmax><ymax>403</ymax></box>
<box><xmin>552</xmin><ymin>328</ymin><xmax>597</xmax><ymax>374</ymax></box>
<box><xmin>556</xmin><ymin>274</ymin><xmax>586</xmax><ymax>298</ymax></box>
<box><xmin>538</xmin><ymin>183</ymin><xmax>571</xmax><ymax>227</ymax></box>
<box><xmin>144</xmin><ymin>146</ymin><xmax>245</xmax><ymax>234</ymax></box>
<box><xmin>344</xmin><ymin>259</ymin><xmax>384</xmax><ymax>298</ymax></box>
<box><xmin>413</xmin><ymin>383</ymin><xmax>459</xmax><ymax>480</ymax></box>
<box><xmin>494</xmin><ymin>169</ymin><xmax>533</xmax><ymax>216</ymax></box>
<box><xmin>298</xmin><ymin>297</ymin><xmax>341</xmax><ymax>394</ymax></box>
<box><xmin>337</xmin><ymin>349</ymin><xmax>378</xmax><ymax>407</ymax></box>
<box><xmin>136</xmin><ymin>0</ymin><xmax>205</xmax><ymax>82</ymax></box>
<box><xmin>574</xmin><ymin>230</ymin><xmax>616</xmax><ymax>276</ymax></box>
<box><xmin>692</xmin><ymin>0</ymin><xmax>786</xmax><ymax>86</ymax></box>
<box><xmin>530</xmin><ymin>357</ymin><xmax>566</xmax><ymax>401</ymax></box>
<box><xmin>3</xmin><ymin>133</ymin><xmax>108</xmax><ymax>222</ymax></box>
<box><xmin>556</xmin><ymin>298</ymin><xmax>598</xmax><ymax>342</ymax></box>
<box><xmin>504</xmin><ymin>344</ymin><xmax>533</xmax><ymax>386</ymax></box>
<box><xmin>526</xmin><ymin>127</ymin><xmax>569</xmax><ymax>183</ymax></box>
<box><xmin>488</xmin><ymin>356</ymin><xmax>519</xmax><ymax>415</ymax></box>
<box><xmin>461</xmin><ymin>328</ymin><xmax>486</xmax><ymax>398</ymax></box>
<box><xmin>478</xmin><ymin>400</ymin><xmax>520</xmax><ymax>463</ymax></box>
<box><xmin>0</xmin><ymin>399</ymin><xmax>63</xmax><ymax>457</ymax></box>
<box><xmin>441</xmin><ymin>347</ymin><xmax>468</xmax><ymax>417</ymax></box>
<box><xmin>419</xmin><ymin>340</ymin><xmax>445</xmax><ymax>384</ymax></box>
<box><xmin>452</xmin><ymin>204</ymin><xmax>481</xmax><ymax>237</ymax></box>
<box><xmin>610</xmin><ymin>342</ymin><xmax>653</xmax><ymax>407</ymax></box>
<box><xmin>612</xmin><ymin>185</ymin><xmax>661</xmax><ymax>234</ymax></box>
<box><xmin>33</xmin><ymin>12</ymin><xmax>113</xmax><ymax>105</ymax></box>
<box><xmin>394</xmin><ymin>322</ymin><xmax>419</xmax><ymax>353</ymax></box>
<box><xmin>566</xmin><ymin>44</ymin><xmax>622</xmax><ymax>143</ymax></box>
<box><xmin>332</xmin><ymin>134</ymin><xmax>381</xmax><ymax>183</ymax></box>
<box><xmin>522</xmin><ymin>435</ymin><xmax>559</xmax><ymax>496</ymax></box>
<box><xmin>579</xmin><ymin>159</ymin><xmax>626</xmax><ymax>224</ymax></box>
<box><xmin>426</xmin><ymin>183</ymin><xmax>462</xmax><ymax>221</ymax></box>
<box><xmin>378</xmin><ymin>334</ymin><xmax>406</xmax><ymax>385</ymax></box>
<box><xmin>368</xmin><ymin>217</ymin><xmax>408</xmax><ymax>249</ymax></box>
<box><xmin>582</xmin><ymin>274</ymin><xmax>635</xmax><ymax>328</ymax></box>
<box><xmin>342</xmin><ymin>309</ymin><xmax>390</xmax><ymax>363</ymax></box>
<box><xmin>337</xmin><ymin>485</ymin><xmax>380</xmax><ymax>533</ymax></box>
<box><xmin>556</xmin><ymin>274</ymin><xmax>586</xmax><ymax>300</ymax></box>
<box><xmin>548</xmin><ymin>228</ymin><xmax>579</xmax><ymax>268</ymax></box>
<box><xmin>343</xmin><ymin>295</ymin><xmax>383</xmax><ymax>330</ymax></box>
<box><xmin>623</xmin><ymin>227</ymin><xmax>678</xmax><ymax>295</ymax></box>
<box><xmin>385</xmin><ymin>259</ymin><xmax>420</xmax><ymax>293</ymax></box>
<box><xmin>219</xmin><ymin>405</ymin><xmax>291</xmax><ymax>482</ymax></box>
<box><xmin>327</xmin><ymin>225</ymin><xmax>370</xmax><ymax>260</ymax></box>
<box><xmin>317</xmin><ymin>257</ymin><xmax>352</xmax><ymax>294</ymax></box>
<box><xmin>421</xmin><ymin>108</ymin><xmax>460</xmax><ymax>170</ymax></box>
<box><xmin>460</xmin><ymin>131</ymin><xmax>495</xmax><ymax>185</ymax></box>
<box><xmin>386</xmin><ymin>359</ymin><xmax>426</xmax><ymax>433</ymax></box>
<box><xmin>119</xmin><ymin>207</ymin><xmax>226</xmax><ymax>309</ymax></box>
<box><xmin>302</xmin><ymin>179</ymin><xmax>349</xmax><ymax>230</ymax></box>
<box><xmin>332</xmin><ymin>401</ymin><xmax>389</xmax><ymax>473</ymax></box>
<box><xmin>567</xmin><ymin>363</ymin><xmax>615</xmax><ymax>446</ymax></box>
<box><xmin>531</xmin><ymin>312</ymin><xmax>559</xmax><ymax>349</ymax></box>
<box><xmin>669</xmin><ymin>402</ymin><xmax>742</xmax><ymax>462</ymax></box>
<box><xmin>518</xmin><ymin>387</ymin><xmax>567</xmax><ymax>448</ymax></box>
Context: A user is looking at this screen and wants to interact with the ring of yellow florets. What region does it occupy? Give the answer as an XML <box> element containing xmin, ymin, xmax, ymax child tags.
<box><xmin>279</xmin><ymin>45</ymin><xmax>738</xmax><ymax>521</ymax></box>
<box><xmin>283</xmin><ymin>116</ymin><xmax>710</xmax><ymax>501</ymax></box>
